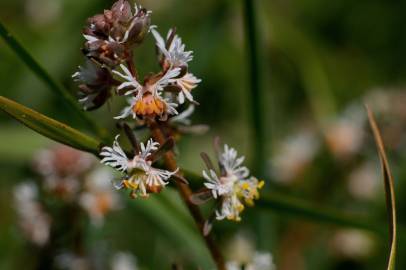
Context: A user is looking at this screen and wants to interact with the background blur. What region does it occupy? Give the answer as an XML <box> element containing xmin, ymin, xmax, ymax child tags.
<box><xmin>1</xmin><ymin>0</ymin><xmax>406</xmax><ymax>269</ymax></box>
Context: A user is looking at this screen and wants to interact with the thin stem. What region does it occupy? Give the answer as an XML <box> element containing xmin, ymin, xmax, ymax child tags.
<box><xmin>0</xmin><ymin>21</ymin><xmax>107</xmax><ymax>139</ymax></box>
<box><xmin>147</xmin><ymin>119</ymin><xmax>226</xmax><ymax>270</ymax></box>
<box><xmin>243</xmin><ymin>0</ymin><xmax>266</xmax><ymax>176</ymax></box>
<box><xmin>126</xmin><ymin>53</ymin><xmax>139</xmax><ymax>80</ymax></box>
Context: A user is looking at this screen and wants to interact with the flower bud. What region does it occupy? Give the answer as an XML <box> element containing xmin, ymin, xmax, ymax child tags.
<box><xmin>73</xmin><ymin>60</ymin><xmax>114</xmax><ymax>110</ymax></box>
<box><xmin>125</xmin><ymin>8</ymin><xmax>151</xmax><ymax>46</ymax></box>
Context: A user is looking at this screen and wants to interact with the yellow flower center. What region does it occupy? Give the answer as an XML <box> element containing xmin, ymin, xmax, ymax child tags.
<box><xmin>133</xmin><ymin>93</ymin><xmax>165</xmax><ymax>117</ymax></box>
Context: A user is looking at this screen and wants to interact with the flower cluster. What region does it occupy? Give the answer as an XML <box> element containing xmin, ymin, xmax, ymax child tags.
<box><xmin>73</xmin><ymin>0</ymin><xmax>262</xmax><ymax>231</ymax></box>
<box><xmin>73</xmin><ymin>0</ymin><xmax>201</xmax><ymax>120</ymax></box>
<box><xmin>100</xmin><ymin>136</ymin><xmax>177</xmax><ymax>198</ymax></box>
<box><xmin>194</xmin><ymin>144</ymin><xmax>264</xmax><ymax>222</ymax></box>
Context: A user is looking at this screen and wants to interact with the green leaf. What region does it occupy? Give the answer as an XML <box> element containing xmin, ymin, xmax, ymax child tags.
<box><xmin>367</xmin><ymin>106</ymin><xmax>397</xmax><ymax>270</ymax></box>
<box><xmin>0</xmin><ymin>21</ymin><xmax>106</xmax><ymax>139</ymax></box>
<box><xmin>0</xmin><ymin>96</ymin><xmax>101</xmax><ymax>156</ymax></box>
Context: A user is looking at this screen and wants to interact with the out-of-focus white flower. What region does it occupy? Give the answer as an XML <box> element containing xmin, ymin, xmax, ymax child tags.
<box><xmin>33</xmin><ymin>145</ymin><xmax>95</xmax><ymax>199</ymax></box>
<box><xmin>224</xmin><ymin>235</ymin><xmax>276</xmax><ymax>270</ymax></box>
<box><xmin>14</xmin><ymin>182</ymin><xmax>51</xmax><ymax>246</ymax></box>
<box><xmin>226</xmin><ymin>233</ymin><xmax>256</xmax><ymax>264</ymax></box>
<box><xmin>111</xmin><ymin>252</ymin><xmax>139</xmax><ymax>270</ymax></box>
<box><xmin>226</xmin><ymin>252</ymin><xmax>275</xmax><ymax>270</ymax></box>
<box><xmin>347</xmin><ymin>162</ymin><xmax>380</xmax><ymax>200</ymax></box>
<box><xmin>202</xmin><ymin>145</ymin><xmax>264</xmax><ymax>221</ymax></box>
<box><xmin>325</xmin><ymin>104</ymin><xmax>365</xmax><ymax>159</ymax></box>
<box><xmin>330</xmin><ymin>229</ymin><xmax>375</xmax><ymax>259</ymax></box>
<box><xmin>79</xmin><ymin>168</ymin><xmax>121</xmax><ymax>226</ymax></box>
<box><xmin>100</xmin><ymin>136</ymin><xmax>177</xmax><ymax>198</ymax></box>
<box><xmin>55</xmin><ymin>253</ymin><xmax>90</xmax><ymax>270</ymax></box>
<box><xmin>25</xmin><ymin>0</ymin><xmax>62</xmax><ymax>26</ymax></box>
<box><xmin>271</xmin><ymin>130</ymin><xmax>319</xmax><ymax>183</ymax></box>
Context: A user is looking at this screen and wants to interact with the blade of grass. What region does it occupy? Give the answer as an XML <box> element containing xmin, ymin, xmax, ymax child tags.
<box><xmin>366</xmin><ymin>106</ymin><xmax>397</xmax><ymax>270</ymax></box>
<box><xmin>0</xmin><ymin>96</ymin><xmax>101</xmax><ymax>156</ymax></box>
<box><xmin>0</xmin><ymin>21</ymin><xmax>106</xmax><ymax>139</ymax></box>
<box><xmin>243</xmin><ymin>0</ymin><xmax>266</xmax><ymax>176</ymax></box>
<box><xmin>258</xmin><ymin>191</ymin><xmax>384</xmax><ymax>234</ymax></box>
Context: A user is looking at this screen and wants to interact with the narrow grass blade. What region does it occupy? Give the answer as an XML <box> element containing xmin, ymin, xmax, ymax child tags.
<box><xmin>0</xmin><ymin>21</ymin><xmax>105</xmax><ymax>138</ymax></box>
<box><xmin>0</xmin><ymin>96</ymin><xmax>101</xmax><ymax>155</ymax></box>
<box><xmin>366</xmin><ymin>106</ymin><xmax>397</xmax><ymax>270</ymax></box>
<box><xmin>243</xmin><ymin>0</ymin><xmax>266</xmax><ymax>175</ymax></box>
<box><xmin>258</xmin><ymin>191</ymin><xmax>383</xmax><ymax>234</ymax></box>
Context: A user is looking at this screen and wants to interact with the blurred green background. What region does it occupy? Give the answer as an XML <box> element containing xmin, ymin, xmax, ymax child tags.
<box><xmin>2</xmin><ymin>0</ymin><xmax>406</xmax><ymax>269</ymax></box>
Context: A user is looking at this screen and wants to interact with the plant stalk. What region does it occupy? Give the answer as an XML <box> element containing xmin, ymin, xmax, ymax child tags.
<box><xmin>243</xmin><ymin>0</ymin><xmax>266</xmax><ymax>176</ymax></box>
<box><xmin>147</xmin><ymin>120</ymin><xmax>226</xmax><ymax>270</ymax></box>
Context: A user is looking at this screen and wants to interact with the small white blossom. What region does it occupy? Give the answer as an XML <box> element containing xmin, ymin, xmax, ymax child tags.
<box><xmin>14</xmin><ymin>182</ymin><xmax>51</xmax><ymax>246</ymax></box>
<box><xmin>175</xmin><ymin>73</ymin><xmax>201</xmax><ymax>104</ymax></box>
<box><xmin>112</xmin><ymin>65</ymin><xmax>180</xmax><ymax>119</ymax></box>
<box><xmin>202</xmin><ymin>144</ymin><xmax>264</xmax><ymax>221</ymax></box>
<box><xmin>220</xmin><ymin>145</ymin><xmax>250</xmax><ymax>179</ymax></box>
<box><xmin>100</xmin><ymin>136</ymin><xmax>177</xmax><ymax>197</ymax></box>
<box><xmin>151</xmin><ymin>27</ymin><xmax>193</xmax><ymax>67</ymax></box>
<box><xmin>226</xmin><ymin>252</ymin><xmax>275</xmax><ymax>270</ymax></box>
<box><xmin>111</xmin><ymin>252</ymin><xmax>139</xmax><ymax>270</ymax></box>
<box><xmin>79</xmin><ymin>168</ymin><xmax>121</xmax><ymax>226</ymax></box>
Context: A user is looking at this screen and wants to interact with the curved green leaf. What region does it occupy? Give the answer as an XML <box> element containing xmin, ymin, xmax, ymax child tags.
<box><xmin>367</xmin><ymin>106</ymin><xmax>397</xmax><ymax>270</ymax></box>
<box><xmin>0</xmin><ymin>96</ymin><xmax>101</xmax><ymax>155</ymax></box>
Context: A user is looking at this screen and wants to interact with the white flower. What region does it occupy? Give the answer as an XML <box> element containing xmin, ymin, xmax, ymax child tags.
<box><xmin>112</xmin><ymin>65</ymin><xmax>180</xmax><ymax>119</ymax></box>
<box><xmin>220</xmin><ymin>145</ymin><xmax>250</xmax><ymax>179</ymax></box>
<box><xmin>79</xmin><ymin>168</ymin><xmax>121</xmax><ymax>226</ymax></box>
<box><xmin>100</xmin><ymin>136</ymin><xmax>129</xmax><ymax>172</ymax></box>
<box><xmin>203</xmin><ymin>169</ymin><xmax>233</xmax><ymax>199</ymax></box>
<box><xmin>151</xmin><ymin>27</ymin><xmax>193</xmax><ymax>67</ymax></box>
<box><xmin>175</xmin><ymin>73</ymin><xmax>201</xmax><ymax>104</ymax></box>
<box><xmin>111</xmin><ymin>252</ymin><xmax>139</xmax><ymax>270</ymax></box>
<box><xmin>14</xmin><ymin>182</ymin><xmax>51</xmax><ymax>246</ymax></box>
<box><xmin>100</xmin><ymin>136</ymin><xmax>177</xmax><ymax>197</ymax></box>
<box><xmin>202</xmin><ymin>144</ymin><xmax>263</xmax><ymax>221</ymax></box>
<box><xmin>226</xmin><ymin>252</ymin><xmax>275</xmax><ymax>270</ymax></box>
